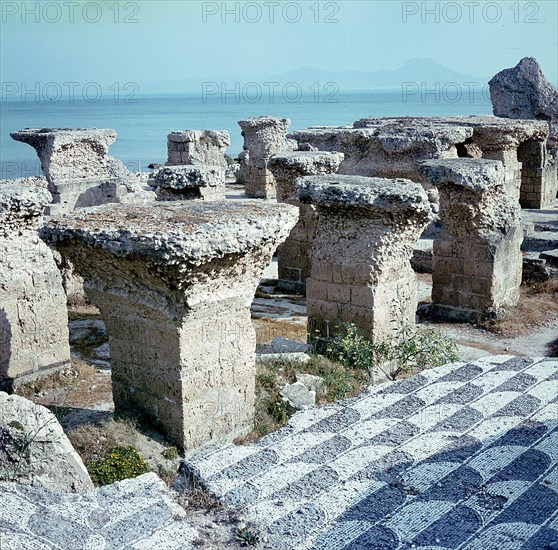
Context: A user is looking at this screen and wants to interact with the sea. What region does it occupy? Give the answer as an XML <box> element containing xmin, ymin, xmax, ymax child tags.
<box><xmin>0</xmin><ymin>90</ymin><xmax>493</xmax><ymax>179</ymax></box>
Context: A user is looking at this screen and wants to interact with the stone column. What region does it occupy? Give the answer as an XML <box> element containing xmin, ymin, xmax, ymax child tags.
<box><xmin>167</xmin><ymin>130</ymin><xmax>230</xmax><ymax>166</ymax></box>
<box><xmin>238</xmin><ymin>117</ymin><xmax>293</xmax><ymax>199</ymax></box>
<box><xmin>10</xmin><ymin>128</ymin><xmax>134</xmax><ymax>216</ymax></box>
<box><xmin>517</xmin><ymin>140</ymin><xmax>558</xmax><ymax>208</ymax></box>
<box><xmin>147</xmin><ymin>165</ymin><xmax>225</xmax><ymax>201</ymax></box>
<box><xmin>471</xmin><ymin>130</ymin><xmax>523</xmax><ymax>202</ymax></box>
<box><xmin>296</xmin><ymin>175</ymin><xmax>431</xmax><ymax>343</ymax></box>
<box><xmin>0</xmin><ymin>185</ymin><xmax>71</xmax><ymax>389</ymax></box>
<box><xmin>166</xmin><ymin>130</ymin><xmax>230</xmax><ymax>184</ymax></box>
<box><xmin>41</xmin><ymin>202</ymin><xmax>298</xmax><ymax>452</ymax></box>
<box><xmin>268</xmin><ymin>151</ymin><xmax>344</xmax><ymax>293</ymax></box>
<box><xmin>420</xmin><ymin>158</ymin><xmax>523</xmax><ymax>322</ymax></box>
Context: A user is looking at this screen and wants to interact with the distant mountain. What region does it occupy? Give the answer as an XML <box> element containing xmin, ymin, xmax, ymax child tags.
<box><xmin>270</xmin><ymin>58</ymin><xmax>488</xmax><ymax>90</ymax></box>
<box><xmin>140</xmin><ymin>58</ymin><xmax>488</xmax><ymax>95</ymax></box>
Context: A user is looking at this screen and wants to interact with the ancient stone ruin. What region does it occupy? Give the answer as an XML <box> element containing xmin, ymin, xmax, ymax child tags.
<box><xmin>147</xmin><ymin>165</ymin><xmax>225</xmax><ymax>201</ymax></box>
<box><xmin>166</xmin><ymin>130</ymin><xmax>230</xmax><ymax>170</ymax></box>
<box><xmin>41</xmin><ymin>201</ymin><xmax>298</xmax><ymax>452</ymax></box>
<box><xmin>268</xmin><ymin>151</ymin><xmax>345</xmax><ymax>293</ymax></box>
<box><xmin>296</xmin><ymin>174</ymin><xmax>431</xmax><ymax>342</ymax></box>
<box><xmin>420</xmin><ymin>158</ymin><xmax>523</xmax><ymax>322</ymax></box>
<box><xmin>237</xmin><ymin>116</ymin><xmax>294</xmax><ymax>199</ymax></box>
<box><xmin>490</xmin><ymin>57</ymin><xmax>558</xmax><ymax>208</ymax></box>
<box><xmin>10</xmin><ymin>128</ymin><xmax>147</xmax><ymax>216</ymax></box>
<box><xmin>0</xmin><ymin>185</ymin><xmax>71</xmax><ymax>390</ymax></box>
<box><xmin>154</xmin><ymin>130</ymin><xmax>232</xmax><ymax>201</ymax></box>
<box><xmin>290</xmin><ymin>115</ymin><xmax>551</xmax><ymax>208</ymax></box>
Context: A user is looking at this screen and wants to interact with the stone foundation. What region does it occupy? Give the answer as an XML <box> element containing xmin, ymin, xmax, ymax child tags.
<box><xmin>420</xmin><ymin>159</ymin><xmax>523</xmax><ymax>322</ymax></box>
<box><xmin>268</xmin><ymin>151</ymin><xmax>344</xmax><ymax>293</ymax></box>
<box><xmin>238</xmin><ymin>117</ymin><xmax>293</xmax><ymax>199</ymax></box>
<box><xmin>0</xmin><ymin>185</ymin><xmax>71</xmax><ymax>389</ymax></box>
<box><xmin>296</xmin><ymin>175</ymin><xmax>431</xmax><ymax>342</ymax></box>
<box><xmin>41</xmin><ymin>202</ymin><xmax>298</xmax><ymax>452</ymax></box>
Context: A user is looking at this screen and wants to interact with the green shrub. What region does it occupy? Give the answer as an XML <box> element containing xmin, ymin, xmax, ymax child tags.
<box><xmin>88</xmin><ymin>445</ymin><xmax>149</xmax><ymax>486</ymax></box>
<box><xmin>327</xmin><ymin>322</ymin><xmax>458</xmax><ymax>381</ymax></box>
<box><xmin>327</xmin><ymin>324</ymin><xmax>375</xmax><ymax>375</ymax></box>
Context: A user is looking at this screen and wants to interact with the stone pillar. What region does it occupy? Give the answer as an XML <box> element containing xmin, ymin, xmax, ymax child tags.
<box><xmin>167</xmin><ymin>130</ymin><xmax>230</xmax><ymax>166</ymax></box>
<box><xmin>166</xmin><ymin>130</ymin><xmax>230</xmax><ymax>183</ymax></box>
<box><xmin>420</xmin><ymin>159</ymin><xmax>523</xmax><ymax>322</ymax></box>
<box><xmin>268</xmin><ymin>151</ymin><xmax>344</xmax><ymax>293</ymax></box>
<box><xmin>10</xmin><ymin>128</ymin><xmax>134</xmax><ymax>216</ymax></box>
<box><xmin>517</xmin><ymin>140</ymin><xmax>558</xmax><ymax>208</ymax></box>
<box><xmin>471</xmin><ymin>130</ymin><xmax>524</xmax><ymax>202</ymax></box>
<box><xmin>296</xmin><ymin>175</ymin><xmax>431</xmax><ymax>342</ymax></box>
<box><xmin>41</xmin><ymin>202</ymin><xmax>298</xmax><ymax>452</ymax></box>
<box><xmin>0</xmin><ymin>185</ymin><xmax>71</xmax><ymax>389</ymax></box>
<box><xmin>147</xmin><ymin>165</ymin><xmax>225</xmax><ymax>201</ymax></box>
<box><xmin>238</xmin><ymin>117</ymin><xmax>293</xmax><ymax>199</ymax></box>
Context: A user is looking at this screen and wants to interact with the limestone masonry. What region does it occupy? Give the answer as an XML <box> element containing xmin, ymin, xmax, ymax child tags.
<box><xmin>147</xmin><ymin>164</ymin><xmax>225</xmax><ymax>201</ymax></box>
<box><xmin>10</xmin><ymin>128</ymin><xmax>149</xmax><ymax>216</ymax></box>
<box><xmin>296</xmin><ymin>174</ymin><xmax>431</xmax><ymax>342</ymax></box>
<box><xmin>166</xmin><ymin>129</ymin><xmax>230</xmax><ymax>169</ymax></box>
<box><xmin>0</xmin><ymin>185</ymin><xmax>71</xmax><ymax>389</ymax></box>
<box><xmin>268</xmin><ymin>151</ymin><xmax>345</xmax><ymax>293</ymax></box>
<box><xmin>420</xmin><ymin>159</ymin><xmax>523</xmax><ymax>322</ymax></box>
<box><xmin>238</xmin><ymin>116</ymin><xmax>294</xmax><ymax>199</ymax></box>
<box><xmin>290</xmin><ymin>115</ymin><xmax>554</xmax><ymax>209</ymax></box>
<box><xmin>41</xmin><ymin>201</ymin><xmax>298</xmax><ymax>452</ymax></box>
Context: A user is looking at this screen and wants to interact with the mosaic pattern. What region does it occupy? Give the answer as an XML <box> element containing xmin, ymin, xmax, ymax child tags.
<box><xmin>0</xmin><ymin>473</ymin><xmax>198</xmax><ymax>549</ymax></box>
<box><xmin>187</xmin><ymin>356</ymin><xmax>558</xmax><ymax>549</ymax></box>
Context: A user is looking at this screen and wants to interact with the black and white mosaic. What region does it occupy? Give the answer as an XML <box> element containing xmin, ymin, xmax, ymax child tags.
<box><xmin>187</xmin><ymin>355</ymin><xmax>558</xmax><ymax>549</ymax></box>
<box><xmin>0</xmin><ymin>473</ymin><xmax>199</xmax><ymax>549</ymax></box>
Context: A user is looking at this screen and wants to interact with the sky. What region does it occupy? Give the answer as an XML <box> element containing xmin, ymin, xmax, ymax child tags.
<box><xmin>1</xmin><ymin>0</ymin><xmax>557</xmax><ymax>88</ymax></box>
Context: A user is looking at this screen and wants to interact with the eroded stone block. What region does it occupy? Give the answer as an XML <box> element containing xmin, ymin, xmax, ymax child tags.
<box><xmin>0</xmin><ymin>392</ymin><xmax>93</xmax><ymax>492</ymax></box>
<box><xmin>166</xmin><ymin>130</ymin><xmax>230</xmax><ymax>169</ymax></box>
<box><xmin>10</xmin><ymin>128</ymin><xmax>140</xmax><ymax>215</ymax></box>
<box><xmin>297</xmin><ymin>174</ymin><xmax>431</xmax><ymax>342</ymax></box>
<box><xmin>0</xmin><ymin>185</ymin><xmax>71</xmax><ymax>388</ymax></box>
<box><xmin>268</xmin><ymin>151</ymin><xmax>344</xmax><ymax>293</ymax></box>
<box><xmin>41</xmin><ymin>201</ymin><xmax>298</xmax><ymax>452</ymax></box>
<box><xmin>238</xmin><ymin>117</ymin><xmax>294</xmax><ymax>199</ymax></box>
<box><xmin>420</xmin><ymin>158</ymin><xmax>523</xmax><ymax>321</ymax></box>
<box><xmin>148</xmin><ymin>165</ymin><xmax>225</xmax><ymax>201</ymax></box>
<box><xmin>490</xmin><ymin>57</ymin><xmax>558</xmax><ymax>207</ymax></box>
<box><xmin>290</xmin><ymin>116</ymin><xmax>550</xmax><ymax>206</ymax></box>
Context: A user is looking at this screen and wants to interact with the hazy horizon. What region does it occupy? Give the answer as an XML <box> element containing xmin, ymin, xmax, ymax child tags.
<box><xmin>1</xmin><ymin>1</ymin><xmax>556</xmax><ymax>93</ymax></box>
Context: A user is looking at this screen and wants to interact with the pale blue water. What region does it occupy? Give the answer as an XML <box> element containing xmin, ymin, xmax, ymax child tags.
<box><xmin>0</xmin><ymin>91</ymin><xmax>492</xmax><ymax>179</ymax></box>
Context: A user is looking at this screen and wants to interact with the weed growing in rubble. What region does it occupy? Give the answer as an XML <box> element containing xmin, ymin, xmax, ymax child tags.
<box><xmin>327</xmin><ymin>322</ymin><xmax>458</xmax><ymax>381</ymax></box>
<box><xmin>162</xmin><ymin>445</ymin><xmax>179</xmax><ymax>460</ymax></box>
<box><xmin>235</xmin><ymin>526</ymin><xmax>261</xmax><ymax>546</ymax></box>
<box><xmin>0</xmin><ymin>414</ymin><xmax>59</xmax><ymax>482</ymax></box>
